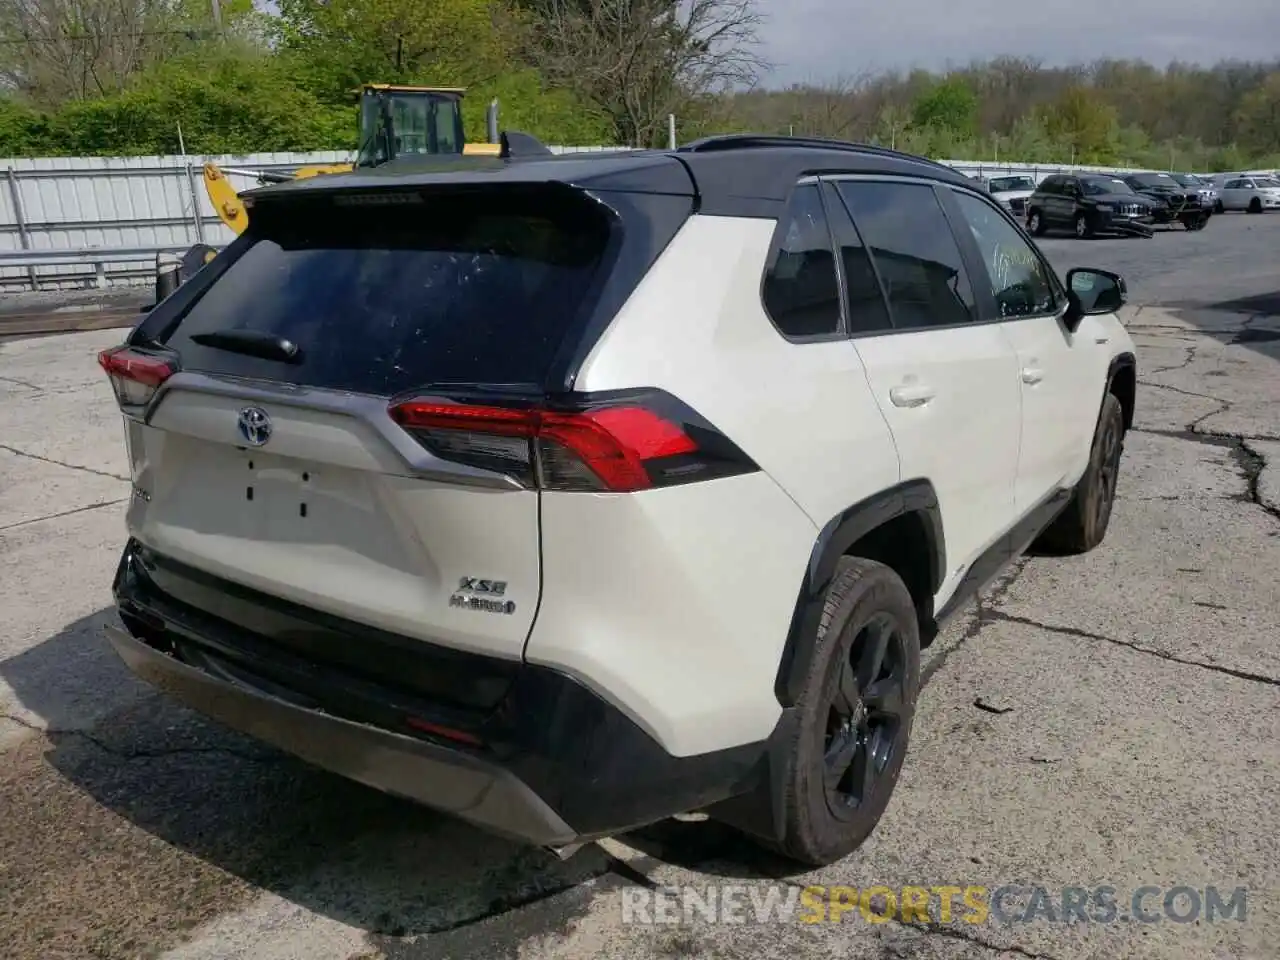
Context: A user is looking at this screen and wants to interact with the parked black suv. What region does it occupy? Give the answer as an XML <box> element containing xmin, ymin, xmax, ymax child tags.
<box><xmin>1121</xmin><ymin>172</ymin><xmax>1211</xmax><ymax>230</ymax></box>
<box><xmin>1025</xmin><ymin>174</ymin><xmax>1156</xmax><ymax>239</ymax></box>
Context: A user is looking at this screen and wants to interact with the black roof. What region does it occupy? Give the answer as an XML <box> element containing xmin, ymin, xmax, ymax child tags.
<box><xmin>244</xmin><ymin>133</ymin><xmax>978</xmax><ymax>219</ymax></box>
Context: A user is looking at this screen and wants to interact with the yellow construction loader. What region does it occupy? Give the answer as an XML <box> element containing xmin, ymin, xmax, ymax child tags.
<box><xmin>202</xmin><ymin>83</ymin><xmax>504</xmax><ymax>237</ymax></box>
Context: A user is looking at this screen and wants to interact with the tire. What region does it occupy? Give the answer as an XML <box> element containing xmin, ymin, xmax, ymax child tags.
<box><xmin>1073</xmin><ymin>212</ymin><xmax>1092</xmax><ymax>239</ymax></box>
<box><xmin>1027</xmin><ymin>209</ymin><xmax>1045</xmax><ymax>236</ymax></box>
<box><xmin>1036</xmin><ymin>392</ymin><xmax>1125</xmax><ymax>555</ymax></box>
<box><xmin>1214</xmin><ymin>200</ymin><xmax>1224</xmax><ymax>214</ymax></box>
<box><xmin>1248</xmin><ymin>197</ymin><xmax>1263</xmax><ymax>214</ymax></box>
<box><xmin>765</xmin><ymin>557</ymin><xmax>921</xmax><ymax>867</ymax></box>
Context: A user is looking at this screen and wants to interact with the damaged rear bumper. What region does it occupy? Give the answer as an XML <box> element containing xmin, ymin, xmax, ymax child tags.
<box><xmin>105</xmin><ymin>539</ymin><xmax>768</xmax><ymax>847</ymax></box>
<box><xmin>105</xmin><ymin>622</ymin><xmax>578</xmax><ymax>846</ymax></box>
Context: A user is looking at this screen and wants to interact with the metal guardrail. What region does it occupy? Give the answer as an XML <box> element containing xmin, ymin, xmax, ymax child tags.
<box><xmin>0</xmin><ymin>154</ymin><xmax>340</xmax><ymax>291</ymax></box>
<box><xmin>0</xmin><ymin>245</ymin><xmax>215</xmax><ymax>288</ymax></box>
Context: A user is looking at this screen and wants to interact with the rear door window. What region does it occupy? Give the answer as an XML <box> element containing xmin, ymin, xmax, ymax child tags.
<box><xmin>761</xmin><ymin>183</ymin><xmax>843</xmax><ymax>339</ymax></box>
<box><xmin>833</xmin><ymin>180</ymin><xmax>977</xmax><ymax>330</ymax></box>
<box><xmin>158</xmin><ymin>186</ymin><xmax>613</xmax><ymax>396</ymax></box>
<box><xmin>820</xmin><ymin>181</ymin><xmax>892</xmax><ymax>335</ymax></box>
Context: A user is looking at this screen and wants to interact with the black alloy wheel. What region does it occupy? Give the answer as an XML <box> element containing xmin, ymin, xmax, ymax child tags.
<box><xmin>1035</xmin><ymin>392</ymin><xmax>1125</xmax><ymax>554</ymax></box>
<box><xmin>822</xmin><ymin>612</ymin><xmax>908</xmax><ymax>820</ymax></box>
<box><xmin>760</xmin><ymin>557</ymin><xmax>921</xmax><ymax>867</ymax></box>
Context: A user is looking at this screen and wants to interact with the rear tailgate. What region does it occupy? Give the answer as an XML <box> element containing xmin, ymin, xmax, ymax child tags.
<box><xmin>113</xmin><ymin>182</ymin><xmax>615</xmax><ymax>665</ymax></box>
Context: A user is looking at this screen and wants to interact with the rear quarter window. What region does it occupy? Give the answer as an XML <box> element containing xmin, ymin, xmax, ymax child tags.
<box><xmin>156</xmin><ymin>185</ymin><xmax>614</xmax><ymax>396</ymax></box>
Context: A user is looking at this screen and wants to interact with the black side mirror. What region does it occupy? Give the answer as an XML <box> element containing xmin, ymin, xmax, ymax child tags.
<box><xmin>1064</xmin><ymin>268</ymin><xmax>1126</xmax><ymax>330</ymax></box>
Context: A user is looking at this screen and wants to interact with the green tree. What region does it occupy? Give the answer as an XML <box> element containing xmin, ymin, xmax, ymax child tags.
<box><xmin>50</xmin><ymin>53</ymin><xmax>352</xmax><ymax>156</ymax></box>
<box><xmin>461</xmin><ymin>67</ymin><xmax>613</xmax><ymax>145</ymax></box>
<box><xmin>0</xmin><ymin>0</ymin><xmax>262</xmax><ymax>107</ymax></box>
<box><xmin>520</xmin><ymin>0</ymin><xmax>765</xmax><ymax>147</ymax></box>
<box><xmin>1233</xmin><ymin>71</ymin><xmax>1280</xmax><ymax>156</ymax></box>
<box><xmin>0</xmin><ymin>97</ymin><xmax>49</xmax><ymax>156</ymax></box>
<box><xmin>911</xmin><ymin>78</ymin><xmax>978</xmax><ymax>138</ymax></box>
<box><xmin>1037</xmin><ymin>85</ymin><xmax>1119</xmax><ymax>162</ymax></box>
<box><xmin>274</xmin><ymin>0</ymin><xmax>511</xmax><ymax>104</ymax></box>
<box><xmin>1000</xmin><ymin>113</ymin><xmax>1055</xmax><ymax>163</ymax></box>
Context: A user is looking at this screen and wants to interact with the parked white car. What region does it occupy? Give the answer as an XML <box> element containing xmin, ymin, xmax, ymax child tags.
<box><xmin>1218</xmin><ymin>175</ymin><xmax>1280</xmax><ymax>213</ymax></box>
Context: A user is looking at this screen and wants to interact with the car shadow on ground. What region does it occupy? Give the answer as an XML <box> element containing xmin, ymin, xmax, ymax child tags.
<box><xmin>1162</xmin><ymin>292</ymin><xmax>1280</xmax><ymax>364</ymax></box>
<box><xmin>0</xmin><ymin>608</ymin><xmax>616</xmax><ymax>951</ymax></box>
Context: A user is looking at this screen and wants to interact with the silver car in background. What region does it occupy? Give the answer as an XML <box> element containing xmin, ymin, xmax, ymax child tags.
<box><xmin>981</xmin><ymin>174</ymin><xmax>1038</xmax><ymax>219</ymax></box>
<box><xmin>1218</xmin><ymin>175</ymin><xmax>1280</xmax><ymax>213</ymax></box>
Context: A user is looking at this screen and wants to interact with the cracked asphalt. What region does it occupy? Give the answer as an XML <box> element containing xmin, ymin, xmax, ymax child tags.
<box><xmin>2</xmin><ymin>211</ymin><xmax>1279</xmax><ymax>960</ymax></box>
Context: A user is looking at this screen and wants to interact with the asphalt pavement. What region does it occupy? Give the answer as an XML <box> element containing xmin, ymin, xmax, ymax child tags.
<box><xmin>1</xmin><ymin>211</ymin><xmax>1278</xmax><ymax>960</ymax></box>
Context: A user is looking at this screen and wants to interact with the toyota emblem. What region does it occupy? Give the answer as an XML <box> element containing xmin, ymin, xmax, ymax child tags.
<box><xmin>237</xmin><ymin>406</ymin><xmax>272</xmax><ymax>446</ymax></box>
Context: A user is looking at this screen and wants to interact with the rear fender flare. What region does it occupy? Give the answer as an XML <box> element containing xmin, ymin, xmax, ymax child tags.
<box><xmin>772</xmin><ymin>479</ymin><xmax>945</xmax><ymax>709</ymax></box>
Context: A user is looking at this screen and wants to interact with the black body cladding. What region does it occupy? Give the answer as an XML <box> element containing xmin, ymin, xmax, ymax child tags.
<box><xmin>773</xmin><ymin>480</ymin><xmax>945</xmax><ymax>708</ymax></box>
<box><xmin>112</xmin><ymin>540</ymin><xmax>768</xmax><ymax>841</ymax></box>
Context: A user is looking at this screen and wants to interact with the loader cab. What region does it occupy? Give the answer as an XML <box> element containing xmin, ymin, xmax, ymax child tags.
<box><xmin>355</xmin><ymin>85</ymin><xmax>467</xmax><ymax>167</ymax></box>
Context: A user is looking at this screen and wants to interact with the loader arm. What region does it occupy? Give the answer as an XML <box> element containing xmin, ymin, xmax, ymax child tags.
<box><xmin>202</xmin><ymin>163</ymin><xmax>250</xmax><ymax>236</ymax></box>
<box><xmin>202</xmin><ymin>161</ymin><xmax>354</xmax><ymax>236</ymax></box>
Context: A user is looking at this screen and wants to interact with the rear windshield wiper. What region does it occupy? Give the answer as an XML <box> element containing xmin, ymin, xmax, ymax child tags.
<box><xmin>189</xmin><ymin>329</ymin><xmax>303</xmax><ymax>364</ymax></box>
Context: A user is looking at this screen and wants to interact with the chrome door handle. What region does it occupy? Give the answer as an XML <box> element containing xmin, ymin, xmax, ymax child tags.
<box><xmin>1021</xmin><ymin>367</ymin><xmax>1044</xmax><ymax>385</ymax></box>
<box><xmin>889</xmin><ymin>384</ymin><xmax>935</xmax><ymax>407</ymax></box>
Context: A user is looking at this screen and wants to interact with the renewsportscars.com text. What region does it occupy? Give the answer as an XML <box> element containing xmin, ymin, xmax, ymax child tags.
<box><xmin>619</xmin><ymin>884</ymin><xmax>1248</xmax><ymax>926</ymax></box>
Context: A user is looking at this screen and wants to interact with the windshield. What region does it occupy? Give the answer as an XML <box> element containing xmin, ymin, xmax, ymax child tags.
<box><xmin>355</xmin><ymin>91</ymin><xmax>463</xmax><ymax>166</ymax></box>
<box><xmin>1171</xmin><ymin>174</ymin><xmax>1202</xmax><ymax>186</ymax></box>
<box><xmin>1257</xmin><ymin>177</ymin><xmax>1280</xmax><ymax>189</ymax></box>
<box><xmin>988</xmin><ymin>176</ymin><xmax>1036</xmax><ymax>192</ymax></box>
<box><xmin>1081</xmin><ymin>178</ymin><xmax>1134</xmax><ymax>196</ymax></box>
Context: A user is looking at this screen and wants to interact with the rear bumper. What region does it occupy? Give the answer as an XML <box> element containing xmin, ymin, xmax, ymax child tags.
<box><xmin>105</xmin><ymin>623</ymin><xmax>577</xmax><ymax>846</ymax></box>
<box><xmin>107</xmin><ymin>539</ymin><xmax>767</xmax><ymax>846</ymax></box>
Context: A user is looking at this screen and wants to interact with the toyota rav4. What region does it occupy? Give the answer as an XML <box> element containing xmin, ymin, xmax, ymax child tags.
<box><xmin>98</xmin><ymin>134</ymin><xmax>1137</xmax><ymax>867</ymax></box>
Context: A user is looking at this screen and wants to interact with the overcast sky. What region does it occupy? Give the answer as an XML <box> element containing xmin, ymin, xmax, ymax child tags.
<box><xmin>756</xmin><ymin>0</ymin><xmax>1280</xmax><ymax>86</ymax></box>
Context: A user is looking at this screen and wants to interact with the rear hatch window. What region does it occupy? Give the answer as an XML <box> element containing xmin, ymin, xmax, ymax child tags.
<box><xmin>158</xmin><ymin>184</ymin><xmax>614</xmax><ymax>396</ymax></box>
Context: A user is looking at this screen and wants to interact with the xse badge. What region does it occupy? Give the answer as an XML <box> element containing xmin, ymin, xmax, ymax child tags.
<box><xmin>448</xmin><ymin>576</ymin><xmax>516</xmax><ymax>615</ymax></box>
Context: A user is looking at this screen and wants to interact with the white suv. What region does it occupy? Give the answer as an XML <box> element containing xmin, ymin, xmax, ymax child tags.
<box><xmin>99</xmin><ymin>134</ymin><xmax>1137</xmax><ymax>867</ymax></box>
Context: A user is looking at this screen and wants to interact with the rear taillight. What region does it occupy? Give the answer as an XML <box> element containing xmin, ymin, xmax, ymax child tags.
<box><xmin>98</xmin><ymin>345</ymin><xmax>175</xmax><ymax>411</ymax></box>
<box><xmin>388</xmin><ymin>391</ymin><xmax>755</xmax><ymax>493</ymax></box>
